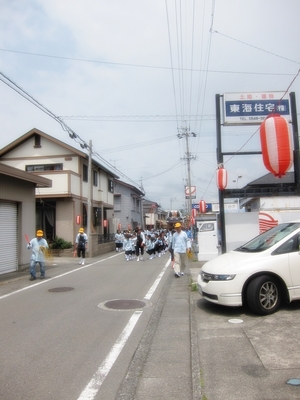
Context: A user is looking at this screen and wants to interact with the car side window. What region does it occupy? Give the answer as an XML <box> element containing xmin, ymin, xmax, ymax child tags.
<box><xmin>272</xmin><ymin>234</ymin><xmax>299</xmax><ymax>255</ymax></box>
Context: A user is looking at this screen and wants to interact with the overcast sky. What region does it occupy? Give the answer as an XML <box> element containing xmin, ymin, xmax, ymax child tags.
<box><xmin>1</xmin><ymin>0</ymin><xmax>300</xmax><ymax>210</ymax></box>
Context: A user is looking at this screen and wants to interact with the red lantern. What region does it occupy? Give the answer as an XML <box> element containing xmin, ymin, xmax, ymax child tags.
<box><xmin>199</xmin><ymin>200</ymin><xmax>206</xmax><ymax>213</ymax></box>
<box><xmin>117</xmin><ymin>223</ymin><xmax>121</xmax><ymax>230</ymax></box>
<box><xmin>260</xmin><ymin>114</ymin><xmax>293</xmax><ymax>177</ymax></box>
<box><xmin>192</xmin><ymin>208</ymin><xmax>197</xmax><ymax>218</ymax></box>
<box><xmin>217</xmin><ymin>167</ymin><xmax>228</xmax><ymax>190</ymax></box>
<box><xmin>103</xmin><ymin>220</ymin><xmax>107</xmax><ymax>228</ymax></box>
<box><xmin>76</xmin><ymin>215</ymin><xmax>81</xmax><ymax>225</ymax></box>
<box><xmin>190</xmin><ymin>216</ymin><xmax>195</xmax><ymax>225</ymax></box>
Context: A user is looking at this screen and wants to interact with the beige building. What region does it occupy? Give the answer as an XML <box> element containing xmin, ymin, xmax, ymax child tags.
<box><xmin>0</xmin><ymin>128</ymin><xmax>118</xmax><ymax>249</ymax></box>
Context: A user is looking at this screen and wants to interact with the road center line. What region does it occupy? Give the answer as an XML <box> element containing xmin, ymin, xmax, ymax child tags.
<box><xmin>77</xmin><ymin>310</ymin><xmax>142</xmax><ymax>400</ymax></box>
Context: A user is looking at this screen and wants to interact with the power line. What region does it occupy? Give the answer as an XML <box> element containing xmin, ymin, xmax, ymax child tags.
<box><xmin>0</xmin><ymin>47</ymin><xmax>295</xmax><ymax>76</ymax></box>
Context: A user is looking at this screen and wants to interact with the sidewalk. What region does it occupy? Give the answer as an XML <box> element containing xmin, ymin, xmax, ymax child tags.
<box><xmin>133</xmin><ymin>268</ymin><xmax>202</xmax><ymax>400</ymax></box>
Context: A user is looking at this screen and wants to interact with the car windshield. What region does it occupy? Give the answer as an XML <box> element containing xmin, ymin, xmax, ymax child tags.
<box><xmin>235</xmin><ymin>222</ymin><xmax>300</xmax><ymax>253</ymax></box>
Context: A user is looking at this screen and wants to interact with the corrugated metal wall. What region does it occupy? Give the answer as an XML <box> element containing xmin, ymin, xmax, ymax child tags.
<box><xmin>0</xmin><ymin>202</ymin><xmax>17</xmax><ymax>274</ymax></box>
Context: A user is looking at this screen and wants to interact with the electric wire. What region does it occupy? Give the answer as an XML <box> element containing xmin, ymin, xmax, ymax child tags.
<box><xmin>0</xmin><ymin>47</ymin><xmax>296</xmax><ymax>75</ymax></box>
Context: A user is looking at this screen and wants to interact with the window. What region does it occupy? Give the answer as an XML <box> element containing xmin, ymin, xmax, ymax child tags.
<box><xmin>93</xmin><ymin>170</ymin><xmax>98</xmax><ymax>186</ymax></box>
<box><xmin>34</xmin><ymin>134</ymin><xmax>41</xmax><ymax>148</ymax></box>
<box><xmin>108</xmin><ymin>179</ymin><xmax>114</xmax><ymax>193</ymax></box>
<box><xmin>83</xmin><ymin>164</ymin><xmax>88</xmax><ymax>182</ymax></box>
<box><xmin>26</xmin><ymin>163</ymin><xmax>63</xmax><ymax>172</ymax></box>
<box><xmin>114</xmin><ymin>196</ymin><xmax>121</xmax><ymax>211</ymax></box>
<box><xmin>93</xmin><ymin>207</ymin><xmax>101</xmax><ymax>226</ymax></box>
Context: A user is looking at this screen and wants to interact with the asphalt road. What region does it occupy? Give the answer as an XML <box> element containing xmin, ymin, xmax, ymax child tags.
<box><xmin>0</xmin><ymin>253</ymin><xmax>171</xmax><ymax>400</ymax></box>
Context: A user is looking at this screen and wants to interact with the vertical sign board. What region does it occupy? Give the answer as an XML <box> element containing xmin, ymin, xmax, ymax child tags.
<box><xmin>223</xmin><ymin>92</ymin><xmax>291</xmax><ymax>125</ymax></box>
<box><xmin>185</xmin><ymin>186</ymin><xmax>196</xmax><ymax>199</ymax></box>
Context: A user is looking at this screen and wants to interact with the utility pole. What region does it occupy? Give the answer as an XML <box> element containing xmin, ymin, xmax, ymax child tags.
<box><xmin>87</xmin><ymin>140</ymin><xmax>92</xmax><ymax>254</ymax></box>
<box><xmin>177</xmin><ymin>128</ymin><xmax>196</xmax><ymax>218</ymax></box>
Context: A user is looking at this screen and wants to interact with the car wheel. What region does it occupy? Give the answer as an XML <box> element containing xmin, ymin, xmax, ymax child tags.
<box><xmin>246</xmin><ymin>275</ymin><xmax>281</xmax><ymax>315</ymax></box>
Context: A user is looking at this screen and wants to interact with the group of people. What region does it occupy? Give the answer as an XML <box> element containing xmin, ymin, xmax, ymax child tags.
<box><xmin>115</xmin><ymin>223</ymin><xmax>192</xmax><ymax>277</ymax></box>
<box><xmin>115</xmin><ymin>227</ymin><xmax>169</xmax><ymax>261</ymax></box>
<box><xmin>27</xmin><ymin>222</ymin><xmax>192</xmax><ymax>281</ymax></box>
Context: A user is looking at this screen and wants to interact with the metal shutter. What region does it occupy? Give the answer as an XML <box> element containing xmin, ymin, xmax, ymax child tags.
<box><xmin>0</xmin><ymin>202</ymin><xmax>17</xmax><ymax>274</ymax></box>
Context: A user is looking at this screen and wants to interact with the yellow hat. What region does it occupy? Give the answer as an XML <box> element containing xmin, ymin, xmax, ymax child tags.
<box><xmin>174</xmin><ymin>223</ymin><xmax>181</xmax><ymax>228</ymax></box>
<box><xmin>36</xmin><ymin>230</ymin><xmax>43</xmax><ymax>237</ymax></box>
<box><xmin>79</xmin><ymin>228</ymin><xmax>84</xmax><ymax>233</ymax></box>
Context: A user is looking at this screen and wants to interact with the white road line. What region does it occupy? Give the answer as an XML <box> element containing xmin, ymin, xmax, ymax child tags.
<box><xmin>77</xmin><ymin>310</ymin><xmax>142</xmax><ymax>400</ymax></box>
<box><xmin>144</xmin><ymin>259</ymin><xmax>170</xmax><ymax>300</ymax></box>
<box><xmin>0</xmin><ymin>254</ymin><xmax>120</xmax><ymax>301</ymax></box>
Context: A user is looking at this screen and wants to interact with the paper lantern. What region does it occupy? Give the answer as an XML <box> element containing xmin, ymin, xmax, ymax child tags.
<box><xmin>192</xmin><ymin>208</ymin><xmax>197</xmax><ymax>218</ymax></box>
<box><xmin>260</xmin><ymin>114</ymin><xmax>293</xmax><ymax>177</ymax></box>
<box><xmin>76</xmin><ymin>215</ymin><xmax>81</xmax><ymax>225</ymax></box>
<box><xmin>103</xmin><ymin>220</ymin><xmax>108</xmax><ymax>228</ymax></box>
<box><xmin>217</xmin><ymin>167</ymin><xmax>228</xmax><ymax>190</ymax></box>
<box><xmin>199</xmin><ymin>200</ymin><xmax>206</xmax><ymax>213</ymax></box>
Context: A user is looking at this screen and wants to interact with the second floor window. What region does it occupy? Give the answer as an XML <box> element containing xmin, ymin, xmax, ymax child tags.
<box><xmin>93</xmin><ymin>170</ymin><xmax>98</xmax><ymax>186</ymax></box>
<box><xmin>26</xmin><ymin>163</ymin><xmax>63</xmax><ymax>172</ymax></box>
<box><xmin>83</xmin><ymin>164</ymin><xmax>88</xmax><ymax>182</ymax></box>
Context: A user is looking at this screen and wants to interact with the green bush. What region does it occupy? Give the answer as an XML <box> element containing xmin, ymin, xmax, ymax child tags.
<box><xmin>50</xmin><ymin>236</ymin><xmax>73</xmax><ymax>249</ymax></box>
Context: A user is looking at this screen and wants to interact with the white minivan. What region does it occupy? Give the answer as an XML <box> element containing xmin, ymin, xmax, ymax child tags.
<box><xmin>198</xmin><ymin>220</ymin><xmax>300</xmax><ymax>315</ymax></box>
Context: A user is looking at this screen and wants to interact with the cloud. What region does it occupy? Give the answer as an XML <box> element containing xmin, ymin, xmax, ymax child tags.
<box><xmin>0</xmin><ymin>0</ymin><xmax>300</xmax><ymax>210</ymax></box>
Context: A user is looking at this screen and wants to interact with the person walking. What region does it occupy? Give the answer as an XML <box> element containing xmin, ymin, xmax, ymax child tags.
<box><xmin>75</xmin><ymin>228</ymin><xmax>88</xmax><ymax>265</ymax></box>
<box><xmin>115</xmin><ymin>229</ymin><xmax>124</xmax><ymax>252</ymax></box>
<box><xmin>123</xmin><ymin>233</ymin><xmax>134</xmax><ymax>261</ymax></box>
<box><xmin>171</xmin><ymin>222</ymin><xmax>191</xmax><ymax>278</ymax></box>
<box><xmin>135</xmin><ymin>227</ymin><xmax>145</xmax><ymax>261</ymax></box>
<box><xmin>27</xmin><ymin>230</ymin><xmax>49</xmax><ymax>281</ymax></box>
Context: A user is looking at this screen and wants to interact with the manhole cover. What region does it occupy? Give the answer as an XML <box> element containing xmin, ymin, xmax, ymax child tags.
<box><xmin>287</xmin><ymin>379</ymin><xmax>300</xmax><ymax>386</ymax></box>
<box><xmin>98</xmin><ymin>299</ymin><xmax>152</xmax><ymax>311</ymax></box>
<box><xmin>105</xmin><ymin>299</ymin><xmax>146</xmax><ymax>309</ymax></box>
<box><xmin>228</xmin><ymin>318</ymin><xmax>244</xmax><ymax>324</ymax></box>
<box><xmin>48</xmin><ymin>287</ymin><xmax>74</xmax><ymax>292</ymax></box>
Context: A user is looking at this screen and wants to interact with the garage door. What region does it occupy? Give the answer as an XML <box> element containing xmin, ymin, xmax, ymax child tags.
<box><xmin>0</xmin><ymin>202</ymin><xmax>17</xmax><ymax>274</ymax></box>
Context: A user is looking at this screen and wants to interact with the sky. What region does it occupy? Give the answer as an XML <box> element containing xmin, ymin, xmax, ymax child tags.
<box><xmin>0</xmin><ymin>0</ymin><xmax>300</xmax><ymax>211</ymax></box>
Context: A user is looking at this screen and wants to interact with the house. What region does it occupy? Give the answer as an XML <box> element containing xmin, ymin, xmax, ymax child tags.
<box><xmin>0</xmin><ymin>128</ymin><xmax>119</xmax><ymax>255</ymax></box>
<box><xmin>108</xmin><ymin>179</ymin><xmax>145</xmax><ymax>232</ymax></box>
<box><xmin>143</xmin><ymin>199</ymin><xmax>168</xmax><ymax>230</ymax></box>
<box><xmin>0</xmin><ymin>163</ymin><xmax>52</xmax><ymax>273</ymax></box>
<box><xmin>240</xmin><ymin>172</ymin><xmax>300</xmax><ymax>213</ymax></box>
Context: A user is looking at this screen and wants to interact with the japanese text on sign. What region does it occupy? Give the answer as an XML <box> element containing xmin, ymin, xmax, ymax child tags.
<box><xmin>223</xmin><ymin>92</ymin><xmax>290</xmax><ymax>125</ymax></box>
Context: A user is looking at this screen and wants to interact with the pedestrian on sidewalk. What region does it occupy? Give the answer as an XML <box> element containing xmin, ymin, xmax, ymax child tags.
<box><xmin>75</xmin><ymin>228</ymin><xmax>88</xmax><ymax>265</ymax></box>
<box><xmin>171</xmin><ymin>222</ymin><xmax>191</xmax><ymax>278</ymax></box>
<box><xmin>27</xmin><ymin>230</ymin><xmax>49</xmax><ymax>281</ymax></box>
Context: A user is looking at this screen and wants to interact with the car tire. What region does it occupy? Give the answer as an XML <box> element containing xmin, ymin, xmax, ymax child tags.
<box><xmin>246</xmin><ymin>275</ymin><xmax>281</xmax><ymax>315</ymax></box>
